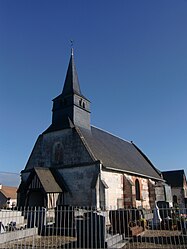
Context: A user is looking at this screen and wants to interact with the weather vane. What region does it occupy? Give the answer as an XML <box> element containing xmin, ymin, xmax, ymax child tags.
<box><xmin>70</xmin><ymin>40</ymin><xmax>74</xmax><ymax>55</ymax></box>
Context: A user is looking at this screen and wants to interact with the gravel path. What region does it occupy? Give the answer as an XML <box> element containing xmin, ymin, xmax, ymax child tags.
<box><xmin>139</xmin><ymin>229</ymin><xmax>182</xmax><ymax>237</ymax></box>
<box><xmin>124</xmin><ymin>243</ymin><xmax>187</xmax><ymax>249</ymax></box>
<box><xmin>123</xmin><ymin>230</ymin><xmax>186</xmax><ymax>249</ymax></box>
<box><xmin>0</xmin><ymin>236</ymin><xmax>76</xmax><ymax>249</ymax></box>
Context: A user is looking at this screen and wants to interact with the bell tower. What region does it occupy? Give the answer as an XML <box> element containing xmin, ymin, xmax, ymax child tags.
<box><xmin>50</xmin><ymin>49</ymin><xmax>91</xmax><ymax>131</ymax></box>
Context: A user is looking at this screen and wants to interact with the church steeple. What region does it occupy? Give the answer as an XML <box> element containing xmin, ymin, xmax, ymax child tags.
<box><xmin>48</xmin><ymin>50</ymin><xmax>91</xmax><ymax>132</ymax></box>
<box><xmin>61</xmin><ymin>48</ymin><xmax>82</xmax><ymax>97</ymax></box>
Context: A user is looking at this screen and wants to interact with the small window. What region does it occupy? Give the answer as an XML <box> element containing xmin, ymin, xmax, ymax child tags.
<box><xmin>79</xmin><ymin>99</ymin><xmax>82</xmax><ymax>106</ymax></box>
<box><xmin>135</xmin><ymin>179</ymin><xmax>141</xmax><ymax>200</ymax></box>
<box><xmin>83</xmin><ymin>102</ymin><xmax>85</xmax><ymax>108</ymax></box>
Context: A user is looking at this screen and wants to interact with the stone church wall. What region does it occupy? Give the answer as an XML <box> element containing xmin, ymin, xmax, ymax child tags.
<box><xmin>123</xmin><ymin>175</ymin><xmax>135</xmax><ymax>208</ymax></box>
<box><xmin>124</xmin><ymin>174</ymin><xmax>150</xmax><ymax>209</ymax></box>
<box><xmin>148</xmin><ymin>179</ymin><xmax>156</xmax><ymax>209</ymax></box>
<box><xmin>101</xmin><ymin>171</ymin><xmax>123</xmax><ymax>209</ymax></box>
<box><xmin>58</xmin><ymin>164</ymin><xmax>100</xmax><ymax>207</ymax></box>
<box><xmin>100</xmin><ymin>171</ymin><xmax>152</xmax><ymax>209</ymax></box>
<box><xmin>24</xmin><ymin>128</ymin><xmax>94</xmax><ymax>172</ymax></box>
<box><xmin>20</xmin><ymin>128</ymin><xmax>97</xmax><ymax>207</ymax></box>
<box><xmin>172</xmin><ymin>187</ymin><xmax>186</xmax><ymax>209</ymax></box>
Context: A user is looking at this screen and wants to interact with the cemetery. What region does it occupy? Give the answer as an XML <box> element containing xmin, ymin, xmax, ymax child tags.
<box><xmin>0</xmin><ymin>204</ymin><xmax>187</xmax><ymax>248</ymax></box>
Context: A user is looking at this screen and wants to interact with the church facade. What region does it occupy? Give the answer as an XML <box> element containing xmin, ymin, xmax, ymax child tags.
<box><xmin>17</xmin><ymin>50</ymin><xmax>167</xmax><ymax>210</ymax></box>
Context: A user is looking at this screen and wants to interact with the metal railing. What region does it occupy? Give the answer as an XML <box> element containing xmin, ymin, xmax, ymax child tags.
<box><xmin>0</xmin><ymin>206</ymin><xmax>187</xmax><ymax>248</ymax></box>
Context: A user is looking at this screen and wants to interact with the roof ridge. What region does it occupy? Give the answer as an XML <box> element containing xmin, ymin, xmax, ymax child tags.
<box><xmin>1</xmin><ymin>186</ymin><xmax>17</xmax><ymax>189</ymax></box>
<box><xmin>162</xmin><ymin>169</ymin><xmax>184</xmax><ymax>173</ymax></box>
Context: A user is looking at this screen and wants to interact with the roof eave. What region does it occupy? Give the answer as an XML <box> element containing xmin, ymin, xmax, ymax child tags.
<box><xmin>131</xmin><ymin>141</ymin><xmax>162</xmax><ymax>177</ymax></box>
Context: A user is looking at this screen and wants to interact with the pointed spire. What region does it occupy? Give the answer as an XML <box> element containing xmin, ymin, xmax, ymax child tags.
<box><xmin>47</xmin><ymin>48</ymin><xmax>91</xmax><ymax>133</ymax></box>
<box><xmin>71</xmin><ymin>47</ymin><xmax>74</xmax><ymax>56</ymax></box>
<box><xmin>62</xmin><ymin>49</ymin><xmax>82</xmax><ymax>97</ymax></box>
<box><xmin>70</xmin><ymin>40</ymin><xmax>74</xmax><ymax>55</ymax></box>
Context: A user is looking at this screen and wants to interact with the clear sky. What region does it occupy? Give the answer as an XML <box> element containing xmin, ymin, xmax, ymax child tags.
<box><xmin>0</xmin><ymin>0</ymin><xmax>187</xmax><ymax>181</ymax></box>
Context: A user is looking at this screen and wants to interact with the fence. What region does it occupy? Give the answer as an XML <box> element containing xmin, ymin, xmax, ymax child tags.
<box><xmin>0</xmin><ymin>206</ymin><xmax>187</xmax><ymax>248</ymax></box>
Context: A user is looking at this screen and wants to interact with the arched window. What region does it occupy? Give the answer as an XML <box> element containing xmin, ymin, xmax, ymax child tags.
<box><xmin>52</xmin><ymin>142</ymin><xmax>63</xmax><ymax>164</ymax></box>
<box><xmin>135</xmin><ymin>179</ymin><xmax>140</xmax><ymax>200</ymax></box>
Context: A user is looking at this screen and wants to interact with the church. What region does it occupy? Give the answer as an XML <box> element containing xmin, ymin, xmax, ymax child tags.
<box><xmin>17</xmin><ymin>49</ymin><xmax>167</xmax><ymax>210</ymax></box>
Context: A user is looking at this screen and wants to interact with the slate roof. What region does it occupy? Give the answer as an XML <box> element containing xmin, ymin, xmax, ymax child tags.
<box><xmin>18</xmin><ymin>168</ymin><xmax>66</xmax><ymax>193</ymax></box>
<box><xmin>34</xmin><ymin>168</ymin><xmax>63</xmax><ymax>193</ymax></box>
<box><xmin>0</xmin><ymin>186</ymin><xmax>17</xmax><ymax>199</ymax></box>
<box><xmin>162</xmin><ymin>170</ymin><xmax>186</xmax><ymax>188</ymax></box>
<box><xmin>61</xmin><ymin>49</ymin><xmax>82</xmax><ymax>97</ymax></box>
<box><xmin>52</xmin><ymin>50</ymin><xmax>88</xmax><ymax>102</ymax></box>
<box><xmin>79</xmin><ymin>126</ymin><xmax>162</xmax><ymax>180</ymax></box>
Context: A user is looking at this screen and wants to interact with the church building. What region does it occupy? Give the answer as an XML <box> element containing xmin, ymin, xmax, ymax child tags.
<box><xmin>17</xmin><ymin>49</ymin><xmax>166</xmax><ymax>210</ymax></box>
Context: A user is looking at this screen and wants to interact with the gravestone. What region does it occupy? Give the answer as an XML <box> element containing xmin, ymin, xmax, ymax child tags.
<box><xmin>55</xmin><ymin>205</ymin><xmax>76</xmax><ymax>236</ymax></box>
<box><xmin>76</xmin><ymin>211</ymin><xmax>106</xmax><ymax>248</ymax></box>
<box><xmin>0</xmin><ymin>222</ymin><xmax>5</xmax><ymax>233</ymax></box>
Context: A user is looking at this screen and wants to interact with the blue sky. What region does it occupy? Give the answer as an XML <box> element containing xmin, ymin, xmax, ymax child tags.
<box><xmin>0</xmin><ymin>0</ymin><xmax>187</xmax><ymax>183</ymax></box>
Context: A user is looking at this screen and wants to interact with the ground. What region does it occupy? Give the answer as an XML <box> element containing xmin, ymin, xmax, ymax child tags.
<box><xmin>0</xmin><ymin>230</ymin><xmax>186</xmax><ymax>249</ymax></box>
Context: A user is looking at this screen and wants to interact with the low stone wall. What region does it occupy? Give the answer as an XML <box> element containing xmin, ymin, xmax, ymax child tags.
<box><xmin>0</xmin><ymin>210</ymin><xmax>24</xmax><ymax>225</ymax></box>
<box><xmin>0</xmin><ymin>227</ymin><xmax>38</xmax><ymax>244</ymax></box>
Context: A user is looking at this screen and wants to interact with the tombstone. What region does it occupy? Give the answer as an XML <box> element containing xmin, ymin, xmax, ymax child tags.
<box><xmin>55</xmin><ymin>205</ymin><xmax>76</xmax><ymax>236</ymax></box>
<box><xmin>109</xmin><ymin>209</ymin><xmax>130</xmax><ymax>236</ymax></box>
<box><xmin>109</xmin><ymin>208</ymin><xmax>144</xmax><ymax>237</ymax></box>
<box><xmin>76</xmin><ymin>211</ymin><xmax>106</xmax><ymax>248</ymax></box>
<box><xmin>0</xmin><ymin>222</ymin><xmax>5</xmax><ymax>233</ymax></box>
<box><xmin>157</xmin><ymin>201</ymin><xmax>171</xmax><ymax>219</ymax></box>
